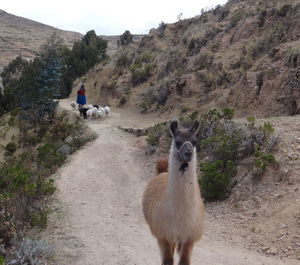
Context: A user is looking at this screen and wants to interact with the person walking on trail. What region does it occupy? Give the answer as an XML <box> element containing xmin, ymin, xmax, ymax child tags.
<box><xmin>77</xmin><ymin>84</ymin><xmax>86</xmax><ymax>108</ymax></box>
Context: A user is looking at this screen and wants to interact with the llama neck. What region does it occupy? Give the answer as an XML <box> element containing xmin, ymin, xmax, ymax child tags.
<box><xmin>167</xmin><ymin>144</ymin><xmax>200</xmax><ymax>203</ymax></box>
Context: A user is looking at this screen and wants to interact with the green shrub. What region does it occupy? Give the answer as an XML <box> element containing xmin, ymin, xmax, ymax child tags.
<box><xmin>49</xmin><ymin>121</ymin><xmax>77</xmax><ymax>141</ymax></box>
<box><xmin>259</xmin><ymin>122</ymin><xmax>274</xmax><ymax>137</ymax></box>
<box><xmin>29</xmin><ymin>209</ymin><xmax>48</xmax><ymax>228</ymax></box>
<box><xmin>200</xmin><ymin>160</ymin><xmax>235</xmax><ymax>201</ymax></box>
<box><xmin>69</xmin><ymin>135</ymin><xmax>95</xmax><ymax>150</ymax></box>
<box><xmin>222</xmin><ymin>108</ymin><xmax>235</xmax><ymax>120</ymax></box>
<box><xmin>130</xmin><ymin>63</ymin><xmax>154</xmax><ymax>85</ymax></box>
<box><xmin>180</xmin><ymin>105</ymin><xmax>191</xmax><ymax>113</ymax></box>
<box><xmin>146</xmin><ymin>123</ymin><xmax>166</xmax><ymax>147</ymax></box>
<box><xmin>246</xmin><ymin>116</ymin><xmax>256</xmax><ymax>129</ymax></box>
<box><xmin>27</xmin><ymin>135</ymin><xmax>41</xmax><ymax>145</ymax></box>
<box><xmin>229</xmin><ymin>11</ymin><xmax>245</xmax><ymax>28</ymax></box>
<box><xmin>253</xmin><ymin>148</ymin><xmax>276</xmax><ymax>179</ymax></box>
<box><xmin>116</xmin><ymin>51</ymin><xmax>132</xmax><ymax>68</ymax></box>
<box><xmin>0</xmin><ymin>163</ymin><xmax>31</xmax><ymax>192</ymax></box>
<box><xmin>40</xmin><ymin>178</ymin><xmax>56</xmax><ymax>195</ymax></box>
<box><xmin>201</xmin><ymin>126</ymin><xmax>242</xmax><ymax>161</ymax></box>
<box><xmin>37</xmin><ymin>142</ymin><xmax>66</xmax><ymax>169</ymax></box>
<box><xmin>194</xmin><ymin>50</ymin><xmax>214</xmax><ymax>70</ymax></box>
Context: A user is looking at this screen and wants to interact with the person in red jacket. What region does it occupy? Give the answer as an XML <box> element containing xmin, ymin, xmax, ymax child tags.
<box><xmin>76</xmin><ymin>84</ymin><xmax>86</xmax><ymax>108</ymax></box>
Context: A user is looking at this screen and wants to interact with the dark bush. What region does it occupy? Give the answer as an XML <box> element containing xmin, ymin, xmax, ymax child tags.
<box><xmin>119</xmin><ymin>96</ymin><xmax>127</xmax><ymax>106</ymax></box>
<box><xmin>158</xmin><ymin>21</ymin><xmax>167</xmax><ymax>37</ymax></box>
<box><xmin>4</xmin><ymin>142</ymin><xmax>17</xmax><ymax>156</ymax></box>
<box><xmin>37</xmin><ymin>142</ymin><xmax>66</xmax><ymax>170</ymax></box>
<box><xmin>200</xmin><ymin>160</ymin><xmax>235</xmax><ymax>201</ymax></box>
<box><xmin>119</xmin><ymin>30</ymin><xmax>133</xmax><ymax>46</ymax></box>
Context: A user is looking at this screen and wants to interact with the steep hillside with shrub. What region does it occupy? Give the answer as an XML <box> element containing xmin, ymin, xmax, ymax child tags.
<box><xmin>0</xmin><ymin>107</ymin><xmax>95</xmax><ymax>263</ymax></box>
<box><xmin>0</xmin><ymin>30</ymin><xmax>101</xmax><ymax>262</ymax></box>
<box><xmin>79</xmin><ymin>0</ymin><xmax>300</xmax><ymax>118</ymax></box>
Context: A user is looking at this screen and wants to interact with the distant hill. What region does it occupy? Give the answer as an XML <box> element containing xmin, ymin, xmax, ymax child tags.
<box><xmin>0</xmin><ymin>9</ymin><xmax>83</xmax><ymax>71</ymax></box>
<box><xmin>0</xmin><ymin>9</ymin><xmax>144</xmax><ymax>73</ymax></box>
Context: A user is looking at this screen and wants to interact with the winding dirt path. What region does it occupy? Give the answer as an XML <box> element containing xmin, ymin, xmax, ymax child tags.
<box><xmin>44</xmin><ymin>99</ymin><xmax>298</xmax><ymax>265</ymax></box>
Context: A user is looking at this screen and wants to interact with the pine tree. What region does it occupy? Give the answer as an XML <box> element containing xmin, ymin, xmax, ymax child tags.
<box><xmin>20</xmin><ymin>34</ymin><xmax>62</xmax><ymax>123</ymax></box>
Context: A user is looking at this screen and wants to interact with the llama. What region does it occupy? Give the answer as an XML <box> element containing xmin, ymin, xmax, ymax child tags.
<box><xmin>142</xmin><ymin>120</ymin><xmax>204</xmax><ymax>265</ymax></box>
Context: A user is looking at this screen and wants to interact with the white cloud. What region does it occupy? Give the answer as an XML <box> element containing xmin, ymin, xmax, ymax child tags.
<box><xmin>1</xmin><ymin>0</ymin><xmax>228</xmax><ymax>35</ymax></box>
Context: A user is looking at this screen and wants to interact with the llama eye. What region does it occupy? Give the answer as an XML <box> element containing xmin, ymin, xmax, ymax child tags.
<box><xmin>175</xmin><ymin>142</ymin><xmax>181</xmax><ymax>149</ymax></box>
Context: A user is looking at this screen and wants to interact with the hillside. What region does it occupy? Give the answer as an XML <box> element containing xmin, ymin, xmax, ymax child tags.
<box><xmin>100</xmin><ymin>34</ymin><xmax>144</xmax><ymax>57</ymax></box>
<box><xmin>76</xmin><ymin>0</ymin><xmax>300</xmax><ymax>119</ymax></box>
<box><xmin>0</xmin><ymin>9</ymin><xmax>82</xmax><ymax>71</ymax></box>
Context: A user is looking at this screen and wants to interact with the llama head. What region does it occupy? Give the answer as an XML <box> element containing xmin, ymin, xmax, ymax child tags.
<box><xmin>170</xmin><ymin>120</ymin><xmax>199</xmax><ymax>163</ymax></box>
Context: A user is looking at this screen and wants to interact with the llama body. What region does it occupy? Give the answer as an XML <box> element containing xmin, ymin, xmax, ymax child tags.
<box><xmin>143</xmin><ymin>121</ymin><xmax>204</xmax><ymax>265</ymax></box>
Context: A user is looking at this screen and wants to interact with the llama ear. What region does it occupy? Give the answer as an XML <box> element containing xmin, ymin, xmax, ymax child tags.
<box><xmin>170</xmin><ymin>120</ymin><xmax>178</xmax><ymax>137</ymax></box>
<box><xmin>189</xmin><ymin>120</ymin><xmax>199</xmax><ymax>134</ymax></box>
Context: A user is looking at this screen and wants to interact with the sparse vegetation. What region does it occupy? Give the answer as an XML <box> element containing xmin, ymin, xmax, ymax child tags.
<box><xmin>146</xmin><ymin>122</ymin><xmax>167</xmax><ymax>147</ymax></box>
<box><xmin>145</xmin><ymin>108</ymin><xmax>277</xmax><ymax>201</ymax></box>
<box><xmin>229</xmin><ymin>10</ymin><xmax>245</xmax><ymax>28</ymax></box>
<box><xmin>7</xmin><ymin>238</ymin><xmax>54</xmax><ymax>265</ymax></box>
<box><xmin>198</xmin><ymin>111</ymin><xmax>277</xmax><ymax>201</ymax></box>
<box><xmin>130</xmin><ymin>62</ymin><xmax>155</xmax><ymax>86</ymax></box>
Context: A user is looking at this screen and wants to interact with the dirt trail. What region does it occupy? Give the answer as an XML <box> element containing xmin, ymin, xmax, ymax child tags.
<box><xmin>44</xmin><ymin>99</ymin><xmax>298</xmax><ymax>265</ymax></box>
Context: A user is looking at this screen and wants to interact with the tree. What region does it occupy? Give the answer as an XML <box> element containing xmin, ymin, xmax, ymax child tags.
<box><xmin>60</xmin><ymin>30</ymin><xmax>108</xmax><ymax>97</ymax></box>
<box><xmin>1</xmin><ymin>56</ymin><xmax>28</xmax><ymax>88</ymax></box>
<box><xmin>0</xmin><ymin>56</ymin><xmax>29</xmax><ymax>115</ymax></box>
<box><xmin>19</xmin><ymin>34</ymin><xmax>63</xmax><ymax>124</ymax></box>
<box><xmin>120</xmin><ymin>30</ymin><xmax>133</xmax><ymax>46</ymax></box>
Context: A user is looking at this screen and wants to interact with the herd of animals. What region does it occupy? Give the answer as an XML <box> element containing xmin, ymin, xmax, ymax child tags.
<box><xmin>70</xmin><ymin>101</ymin><xmax>110</xmax><ymax>120</ymax></box>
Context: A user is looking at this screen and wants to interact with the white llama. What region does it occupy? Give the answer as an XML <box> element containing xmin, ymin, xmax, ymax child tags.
<box><xmin>142</xmin><ymin>120</ymin><xmax>204</xmax><ymax>265</ymax></box>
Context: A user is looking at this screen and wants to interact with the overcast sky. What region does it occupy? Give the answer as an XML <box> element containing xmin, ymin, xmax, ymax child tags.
<box><xmin>1</xmin><ymin>0</ymin><xmax>228</xmax><ymax>35</ymax></box>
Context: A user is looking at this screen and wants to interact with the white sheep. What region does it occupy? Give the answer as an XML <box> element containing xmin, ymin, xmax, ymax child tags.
<box><xmin>87</xmin><ymin>109</ymin><xmax>96</xmax><ymax>120</ymax></box>
<box><xmin>96</xmin><ymin>108</ymin><xmax>106</xmax><ymax>119</ymax></box>
<box><xmin>104</xmin><ymin>106</ymin><xmax>110</xmax><ymax>116</ymax></box>
<box><xmin>86</xmin><ymin>104</ymin><xmax>94</xmax><ymax>109</ymax></box>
